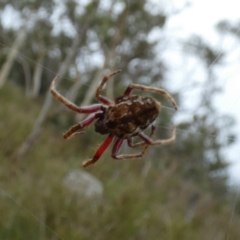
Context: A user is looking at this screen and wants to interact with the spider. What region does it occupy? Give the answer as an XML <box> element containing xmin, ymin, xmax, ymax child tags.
<box><xmin>50</xmin><ymin>70</ymin><xmax>178</xmax><ymax>168</ymax></box>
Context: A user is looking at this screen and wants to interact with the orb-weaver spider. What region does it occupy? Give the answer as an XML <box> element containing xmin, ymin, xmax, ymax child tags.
<box><xmin>50</xmin><ymin>70</ymin><xmax>177</xmax><ymax>168</ymax></box>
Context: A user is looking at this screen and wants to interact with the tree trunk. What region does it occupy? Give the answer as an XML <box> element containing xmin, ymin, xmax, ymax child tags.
<box><xmin>105</xmin><ymin>51</ymin><xmax>117</xmax><ymax>100</ymax></box>
<box><xmin>15</xmin><ymin>36</ymin><xmax>82</xmax><ymax>161</ymax></box>
<box><xmin>15</xmin><ymin>2</ymin><xmax>99</xmax><ymax>161</ymax></box>
<box><xmin>31</xmin><ymin>47</ymin><xmax>46</xmax><ymax>98</ymax></box>
<box><xmin>79</xmin><ymin>68</ymin><xmax>105</xmax><ymax>112</ymax></box>
<box><xmin>16</xmin><ymin>56</ymin><xmax>31</xmax><ymax>97</ymax></box>
<box><xmin>0</xmin><ymin>26</ymin><xmax>27</xmax><ymax>87</ymax></box>
<box><xmin>75</xmin><ymin>60</ymin><xmax>111</xmax><ymax>122</ymax></box>
<box><xmin>65</xmin><ymin>63</ymin><xmax>83</xmax><ymax>103</ymax></box>
<box><xmin>15</xmin><ymin>1</ymin><xmax>100</xmax><ymax>161</ymax></box>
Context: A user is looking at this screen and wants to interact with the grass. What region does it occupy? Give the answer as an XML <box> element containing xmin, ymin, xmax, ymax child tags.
<box><xmin>0</xmin><ymin>82</ymin><xmax>240</xmax><ymax>240</ymax></box>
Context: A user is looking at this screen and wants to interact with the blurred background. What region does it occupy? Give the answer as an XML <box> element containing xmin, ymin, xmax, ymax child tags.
<box><xmin>0</xmin><ymin>0</ymin><xmax>240</xmax><ymax>239</ymax></box>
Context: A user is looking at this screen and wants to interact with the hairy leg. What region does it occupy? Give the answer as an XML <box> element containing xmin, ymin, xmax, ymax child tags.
<box><xmin>50</xmin><ymin>76</ymin><xmax>103</xmax><ymax>113</ymax></box>
<box><xmin>82</xmin><ymin>134</ymin><xmax>114</xmax><ymax>168</ymax></box>
<box><xmin>64</xmin><ymin>112</ymin><xmax>102</xmax><ymax>139</ymax></box>
<box><xmin>127</xmin><ymin>126</ymin><xmax>156</xmax><ymax>148</ymax></box>
<box><xmin>138</xmin><ymin>126</ymin><xmax>176</xmax><ymax>146</ymax></box>
<box><xmin>112</xmin><ymin>126</ymin><xmax>155</xmax><ymax>160</ymax></box>
<box><xmin>95</xmin><ymin>70</ymin><xmax>121</xmax><ymax>105</ymax></box>
<box><xmin>123</xmin><ymin>83</ymin><xmax>178</xmax><ymax>110</ymax></box>
<box><xmin>112</xmin><ymin>138</ymin><xmax>147</xmax><ymax>160</ymax></box>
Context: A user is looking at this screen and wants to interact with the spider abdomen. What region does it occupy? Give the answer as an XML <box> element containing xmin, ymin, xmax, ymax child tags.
<box><xmin>97</xmin><ymin>95</ymin><xmax>160</xmax><ymax>138</ymax></box>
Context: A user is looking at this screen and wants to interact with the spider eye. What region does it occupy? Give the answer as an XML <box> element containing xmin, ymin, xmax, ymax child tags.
<box><xmin>94</xmin><ymin>118</ymin><xmax>109</xmax><ymax>135</ymax></box>
<box><xmin>106</xmin><ymin>120</ymin><xmax>117</xmax><ymax>129</ymax></box>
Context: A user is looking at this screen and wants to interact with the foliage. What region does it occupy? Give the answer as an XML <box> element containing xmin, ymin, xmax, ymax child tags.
<box><xmin>0</xmin><ymin>0</ymin><xmax>168</xmax><ymax>95</ymax></box>
<box><xmin>0</xmin><ymin>83</ymin><xmax>240</xmax><ymax>239</ymax></box>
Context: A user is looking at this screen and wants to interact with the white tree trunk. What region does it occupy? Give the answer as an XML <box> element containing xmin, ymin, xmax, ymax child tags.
<box><xmin>16</xmin><ymin>36</ymin><xmax>81</xmax><ymax>161</ymax></box>
<box><xmin>16</xmin><ymin>56</ymin><xmax>31</xmax><ymax>97</ymax></box>
<box><xmin>15</xmin><ymin>2</ymin><xmax>100</xmax><ymax>161</ymax></box>
<box><xmin>75</xmin><ymin>68</ymin><xmax>107</xmax><ymax>122</ymax></box>
<box><xmin>31</xmin><ymin>48</ymin><xmax>46</xmax><ymax>98</ymax></box>
<box><xmin>65</xmin><ymin>63</ymin><xmax>83</xmax><ymax>103</ymax></box>
<box><xmin>0</xmin><ymin>26</ymin><xmax>27</xmax><ymax>87</ymax></box>
<box><xmin>75</xmin><ymin>50</ymin><xmax>117</xmax><ymax>122</ymax></box>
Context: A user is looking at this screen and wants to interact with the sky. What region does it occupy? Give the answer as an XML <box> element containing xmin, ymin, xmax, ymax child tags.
<box><xmin>160</xmin><ymin>0</ymin><xmax>240</xmax><ymax>183</ymax></box>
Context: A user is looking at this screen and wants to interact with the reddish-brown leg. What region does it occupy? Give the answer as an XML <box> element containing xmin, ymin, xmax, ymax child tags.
<box><xmin>140</xmin><ymin>126</ymin><xmax>156</xmax><ymax>155</ymax></box>
<box><xmin>112</xmin><ymin>138</ymin><xmax>125</xmax><ymax>158</ymax></box>
<box><xmin>64</xmin><ymin>112</ymin><xmax>102</xmax><ymax>139</ymax></box>
<box><xmin>82</xmin><ymin>134</ymin><xmax>114</xmax><ymax>168</ymax></box>
<box><xmin>123</xmin><ymin>83</ymin><xmax>178</xmax><ymax>110</ymax></box>
<box><xmin>138</xmin><ymin>126</ymin><xmax>176</xmax><ymax>145</ymax></box>
<box><xmin>95</xmin><ymin>70</ymin><xmax>122</xmax><ymax>105</ymax></box>
<box><xmin>127</xmin><ymin>126</ymin><xmax>156</xmax><ymax>148</ymax></box>
<box><xmin>111</xmin><ymin>138</ymin><xmax>146</xmax><ymax>160</ymax></box>
<box><xmin>112</xmin><ymin>127</ymin><xmax>155</xmax><ymax>160</ymax></box>
<box><xmin>50</xmin><ymin>76</ymin><xmax>103</xmax><ymax>113</ymax></box>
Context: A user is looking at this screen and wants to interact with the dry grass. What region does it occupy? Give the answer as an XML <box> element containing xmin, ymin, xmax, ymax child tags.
<box><xmin>0</xmin><ymin>82</ymin><xmax>240</xmax><ymax>240</ymax></box>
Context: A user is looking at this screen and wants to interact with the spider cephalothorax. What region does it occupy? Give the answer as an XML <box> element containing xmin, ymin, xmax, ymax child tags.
<box><xmin>50</xmin><ymin>70</ymin><xmax>177</xmax><ymax>168</ymax></box>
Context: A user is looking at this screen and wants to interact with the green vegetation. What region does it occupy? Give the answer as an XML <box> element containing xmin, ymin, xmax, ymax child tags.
<box><xmin>0</xmin><ymin>81</ymin><xmax>240</xmax><ymax>240</ymax></box>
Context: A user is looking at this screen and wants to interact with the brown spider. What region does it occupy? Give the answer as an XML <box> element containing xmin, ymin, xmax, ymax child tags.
<box><xmin>50</xmin><ymin>70</ymin><xmax>178</xmax><ymax>168</ymax></box>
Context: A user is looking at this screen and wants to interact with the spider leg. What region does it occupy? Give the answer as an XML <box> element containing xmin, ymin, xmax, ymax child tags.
<box><xmin>112</xmin><ymin>126</ymin><xmax>155</xmax><ymax>160</ymax></box>
<box><xmin>113</xmin><ymin>126</ymin><xmax>175</xmax><ymax>161</ymax></box>
<box><xmin>50</xmin><ymin>76</ymin><xmax>103</xmax><ymax>113</ymax></box>
<box><xmin>112</xmin><ymin>138</ymin><xmax>146</xmax><ymax>160</ymax></box>
<box><xmin>112</xmin><ymin>126</ymin><xmax>156</xmax><ymax>160</ymax></box>
<box><xmin>96</xmin><ymin>70</ymin><xmax>122</xmax><ymax>105</ymax></box>
<box><xmin>123</xmin><ymin>84</ymin><xmax>178</xmax><ymax>110</ymax></box>
<box><xmin>82</xmin><ymin>134</ymin><xmax>114</xmax><ymax>168</ymax></box>
<box><xmin>140</xmin><ymin>126</ymin><xmax>156</xmax><ymax>156</ymax></box>
<box><xmin>138</xmin><ymin>126</ymin><xmax>176</xmax><ymax>146</ymax></box>
<box><xmin>127</xmin><ymin>125</ymin><xmax>156</xmax><ymax>148</ymax></box>
<box><xmin>64</xmin><ymin>112</ymin><xmax>102</xmax><ymax>139</ymax></box>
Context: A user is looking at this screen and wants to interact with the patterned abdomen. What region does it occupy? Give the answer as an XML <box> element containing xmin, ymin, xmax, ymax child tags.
<box><xmin>105</xmin><ymin>95</ymin><xmax>160</xmax><ymax>138</ymax></box>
